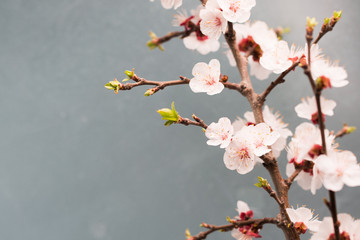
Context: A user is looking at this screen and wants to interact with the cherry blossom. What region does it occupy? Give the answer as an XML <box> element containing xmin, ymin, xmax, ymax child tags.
<box><xmin>286</xmin><ymin>162</ymin><xmax>321</xmax><ymax>191</ymax></box>
<box><xmin>183</xmin><ymin>32</ymin><xmax>220</xmax><ymax>54</ymax></box>
<box><xmin>260</xmin><ymin>40</ymin><xmax>293</xmax><ymax>74</ymax></box>
<box><xmin>224</xmin><ymin>123</ymin><xmax>279</xmax><ymax>174</ymax></box>
<box><xmin>199</xmin><ymin>0</ymin><xmax>227</xmax><ymax>40</ymax></box>
<box><xmin>295</xmin><ymin>96</ymin><xmax>336</xmax><ymax>123</ymax></box>
<box><xmin>189</xmin><ymin>59</ymin><xmax>224</xmax><ymax>95</ymax></box>
<box><xmin>312</xmin><ymin>60</ymin><xmax>349</xmax><ymax>88</ymax></box>
<box><xmin>225</xmin><ymin>21</ymin><xmax>278</xmax><ymax>80</ymax></box>
<box><xmin>311</xmin><ymin>150</ymin><xmax>360</xmax><ymax>193</ymax></box>
<box><xmin>246</xmin><ymin>123</ymin><xmax>280</xmax><ymax>157</ymax></box>
<box><xmin>217</xmin><ymin>0</ymin><xmax>256</xmax><ymax>23</ymax></box>
<box><xmin>304</xmin><ymin>44</ymin><xmax>324</xmax><ymax>65</ymax></box>
<box><xmin>288</xmin><ymin>44</ymin><xmax>304</xmax><ymax>63</ymax></box>
<box><xmin>224</xmin><ymin>126</ymin><xmax>256</xmax><ymax>174</ymax></box>
<box><xmin>286</xmin><ymin>207</ymin><xmax>321</xmax><ymax>234</ymax></box>
<box><xmin>172</xmin><ymin>9</ymin><xmax>189</xmax><ymax>26</ymax></box>
<box><xmin>199</xmin><ymin>8</ymin><xmax>227</xmax><ymax>40</ymax></box>
<box><xmin>287</xmin><ymin>122</ymin><xmax>334</xmax><ymax>164</ymax></box>
<box><xmin>310</xmin><ymin>213</ymin><xmax>359</xmax><ymax>240</ymax></box>
<box><xmin>231</xmin><ymin>200</ymin><xmax>261</xmax><ymax>240</ymax></box>
<box><xmin>233</xmin><ymin>106</ymin><xmax>292</xmax><ymax>158</ymax></box>
<box><xmin>205</xmin><ymin>117</ymin><xmax>234</xmax><ymax>148</ymax></box>
<box><xmin>182</xmin><ymin>5</ymin><xmax>221</xmax><ymax>54</ymax></box>
<box><xmin>150</xmin><ymin>0</ymin><xmax>182</xmax><ymax>9</ymax></box>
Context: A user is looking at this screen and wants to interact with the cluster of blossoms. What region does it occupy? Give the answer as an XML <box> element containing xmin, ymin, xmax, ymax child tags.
<box><xmin>231</xmin><ymin>201</ymin><xmax>262</xmax><ymax>239</ymax></box>
<box><xmin>231</xmin><ymin>202</ymin><xmax>360</xmax><ymax>240</ymax></box>
<box><xmin>145</xmin><ymin>2</ymin><xmax>359</xmax><ymax>240</ymax></box>
<box><xmin>204</xmin><ymin>105</ymin><xmax>288</xmax><ymax>174</ymax></box>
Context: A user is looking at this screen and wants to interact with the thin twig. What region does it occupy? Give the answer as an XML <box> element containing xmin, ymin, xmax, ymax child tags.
<box><xmin>115</xmin><ymin>75</ymin><xmax>251</xmax><ymax>96</ymax></box>
<box><xmin>259</xmin><ymin>61</ymin><xmax>300</xmax><ymax>103</ymax></box>
<box><xmin>303</xmin><ymin>37</ymin><xmax>340</xmax><ymax>240</ymax></box>
<box><xmin>314</xmin><ymin>20</ymin><xmax>339</xmax><ymax>44</ymax></box>
<box><xmin>177</xmin><ymin>115</ymin><xmax>208</xmax><ymax>129</ymax></box>
<box><xmin>190</xmin><ymin>218</ymin><xmax>278</xmax><ymax>240</ymax></box>
<box><xmin>262</xmin><ymin>184</ymin><xmax>292</xmax><ymax>225</ymax></box>
<box><xmin>285</xmin><ymin>166</ymin><xmax>304</xmax><ymax>187</ymax></box>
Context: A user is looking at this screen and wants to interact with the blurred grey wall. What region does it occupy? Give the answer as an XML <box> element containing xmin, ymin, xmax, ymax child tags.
<box><xmin>0</xmin><ymin>0</ymin><xmax>359</xmax><ymax>239</ymax></box>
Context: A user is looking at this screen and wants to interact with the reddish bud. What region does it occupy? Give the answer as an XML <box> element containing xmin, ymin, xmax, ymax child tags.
<box><xmin>329</xmin><ymin>231</ymin><xmax>350</xmax><ymax>240</ymax></box>
<box><xmin>308</xmin><ymin>144</ymin><xmax>323</xmax><ymax>159</ymax></box>
<box><xmin>311</xmin><ymin>112</ymin><xmax>325</xmax><ymax>125</ymax></box>
<box><xmin>294</xmin><ymin>222</ymin><xmax>308</xmax><ymax>234</ymax></box>
<box><xmin>316</xmin><ymin>76</ymin><xmax>332</xmax><ymax>89</ymax></box>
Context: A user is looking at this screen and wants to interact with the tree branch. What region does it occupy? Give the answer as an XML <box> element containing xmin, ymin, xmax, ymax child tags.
<box><xmin>177</xmin><ymin>115</ymin><xmax>208</xmax><ymax>129</ymax></box>
<box><xmin>112</xmin><ymin>75</ymin><xmax>252</xmax><ymax>96</ymax></box>
<box><xmin>303</xmin><ymin>36</ymin><xmax>340</xmax><ymax>240</ymax></box>
<box><xmin>314</xmin><ymin>18</ymin><xmax>339</xmax><ymax>44</ymax></box>
<box><xmin>285</xmin><ymin>166</ymin><xmax>304</xmax><ymax>187</ymax></box>
<box><xmin>259</xmin><ymin>61</ymin><xmax>300</xmax><ymax>104</ymax></box>
<box><xmin>190</xmin><ymin>218</ymin><xmax>278</xmax><ymax>240</ymax></box>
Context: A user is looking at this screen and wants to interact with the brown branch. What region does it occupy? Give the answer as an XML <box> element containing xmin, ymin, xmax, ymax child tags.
<box><xmin>285</xmin><ymin>166</ymin><xmax>304</xmax><ymax>187</ymax></box>
<box><xmin>324</xmin><ymin>191</ymin><xmax>341</xmax><ymax>239</ymax></box>
<box><xmin>333</xmin><ymin>124</ymin><xmax>355</xmax><ymax>139</ymax></box>
<box><xmin>314</xmin><ymin>18</ymin><xmax>339</xmax><ymax>44</ymax></box>
<box><xmin>259</xmin><ymin>61</ymin><xmax>300</xmax><ymax>104</ymax></box>
<box><xmin>115</xmin><ymin>75</ymin><xmax>252</xmax><ymax>96</ymax></box>
<box><xmin>117</xmin><ymin>75</ymin><xmax>189</xmax><ymax>95</ymax></box>
<box><xmin>199</xmin><ymin>0</ymin><xmax>207</xmax><ymax>6</ymax></box>
<box><xmin>177</xmin><ymin>115</ymin><xmax>208</xmax><ymax>129</ymax></box>
<box><xmin>190</xmin><ymin>218</ymin><xmax>278</xmax><ymax>240</ymax></box>
<box><xmin>303</xmin><ymin>37</ymin><xmax>340</xmax><ymax>240</ymax></box>
<box><xmin>261</xmin><ymin>182</ymin><xmax>292</xmax><ymax>226</ymax></box>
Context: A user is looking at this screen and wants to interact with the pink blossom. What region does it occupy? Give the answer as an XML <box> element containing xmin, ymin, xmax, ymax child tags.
<box><xmin>311</xmin><ymin>150</ymin><xmax>360</xmax><ymax>193</ymax></box>
<box><xmin>183</xmin><ymin>32</ymin><xmax>220</xmax><ymax>54</ymax></box>
<box><xmin>259</xmin><ymin>40</ymin><xmax>293</xmax><ymax>74</ymax></box>
<box><xmin>224</xmin><ymin>123</ymin><xmax>279</xmax><ymax>174</ymax></box>
<box><xmin>233</xmin><ymin>106</ymin><xmax>292</xmax><ymax>158</ymax></box>
<box><xmin>312</xmin><ymin>60</ymin><xmax>349</xmax><ymax>88</ymax></box>
<box><xmin>310</xmin><ymin>213</ymin><xmax>359</xmax><ymax>240</ymax></box>
<box><xmin>286</xmin><ymin>207</ymin><xmax>321</xmax><ymax>234</ymax></box>
<box><xmin>294</xmin><ymin>96</ymin><xmax>336</xmax><ymax>123</ymax></box>
<box><xmin>189</xmin><ymin>59</ymin><xmax>224</xmax><ymax>95</ymax></box>
<box><xmin>224</xmin><ymin>126</ymin><xmax>256</xmax><ymax>174</ymax></box>
<box><xmin>150</xmin><ymin>0</ymin><xmax>182</xmax><ymax>9</ymax></box>
<box><xmin>225</xmin><ymin>21</ymin><xmax>278</xmax><ymax>80</ymax></box>
<box><xmin>205</xmin><ymin>117</ymin><xmax>234</xmax><ymax>148</ymax></box>
<box><xmin>231</xmin><ymin>201</ymin><xmax>261</xmax><ymax>240</ymax></box>
<box><xmin>199</xmin><ymin>8</ymin><xmax>227</xmax><ymax>40</ymax></box>
<box><xmin>287</xmin><ymin>122</ymin><xmax>334</xmax><ymax>164</ymax></box>
<box><xmin>217</xmin><ymin>0</ymin><xmax>256</xmax><ymax>23</ymax></box>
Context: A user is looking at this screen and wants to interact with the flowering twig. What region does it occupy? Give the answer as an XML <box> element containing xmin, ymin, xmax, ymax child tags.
<box><xmin>177</xmin><ymin>115</ymin><xmax>208</xmax><ymax>129</ymax></box>
<box><xmin>314</xmin><ymin>11</ymin><xmax>341</xmax><ymax>44</ymax></box>
<box><xmin>148</xmin><ymin>23</ymin><xmax>199</xmax><ymax>48</ymax></box>
<box><xmin>285</xmin><ymin>165</ymin><xmax>305</xmax><ymax>187</ymax></box>
<box><xmin>108</xmin><ymin>74</ymin><xmax>252</xmax><ymax>96</ymax></box>
<box><xmin>303</xmin><ymin>28</ymin><xmax>340</xmax><ymax>240</ymax></box>
<box><xmin>258</xmin><ymin>178</ymin><xmax>293</xmax><ymax>226</ymax></box>
<box><xmin>189</xmin><ymin>218</ymin><xmax>278</xmax><ymax>240</ymax></box>
<box><xmin>259</xmin><ymin>60</ymin><xmax>300</xmax><ymax>103</ymax></box>
<box><xmin>333</xmin><ymin>124</ymin><xmax>356</xmax><ymax>139</ymax></box>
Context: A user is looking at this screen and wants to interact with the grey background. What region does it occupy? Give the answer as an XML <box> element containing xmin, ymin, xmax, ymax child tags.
<box><xmin>1</xmin><ymin>0</ymin><xmax>359</xmax><ymax>239</ymax></box>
